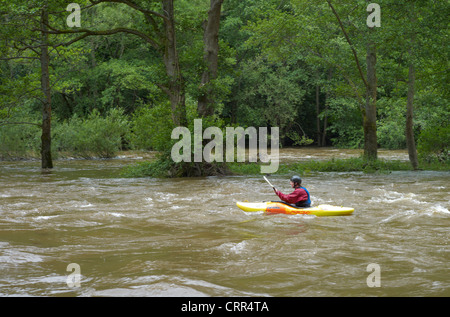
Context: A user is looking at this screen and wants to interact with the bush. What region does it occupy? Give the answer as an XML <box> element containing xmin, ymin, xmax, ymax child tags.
<box><xmin>226</xmin><ymin>157</ymin><xmax>413</xmax><ymax>175</ymax></box>
<box><xmin>125</xmin><ymin>102</ymin><xmax>233</xmax><ymax>177</ymax></box>
<box><xmin>376</xmin><ymin>97</ymin><xmax>407</xmax><ymax>149</ymax></box>
<box><xmin>417</xmin><ymin>125</ymin><xmax>450</xmax><ymax>162</ymax></box>
<box><xmin>377</xmin><ymin>121</ymin><xmax>406</xmax><ymax>149</ymax></box>
<box><xmin>0</xmin><ymin>106</ymin><xmax>41</xmax><ymax>159</ymax></box>
<box><xmin>327</xmin><ymin>98</ymin><xmax>364</xmax><ymax>148</ymax></box>
<box><xmin>128</xmin><ymin>103</ymin><xmax>174</xmax><ymax>152</ymax></box>
<box><xmin>0</xmin><ymin>123</ymin><xmax>41</xmax><ymax>159</ymax></box>
<box><xmin>54</xmin><ymin>108</ymin><xmax>129</xmax><ymax>158</ymax></box>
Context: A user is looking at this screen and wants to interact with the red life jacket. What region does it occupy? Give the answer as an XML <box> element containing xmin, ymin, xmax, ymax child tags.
<box><xmin>275</xmin><ymin>186</ymin><xmax>311</xmax><ymax>207</ymax></box>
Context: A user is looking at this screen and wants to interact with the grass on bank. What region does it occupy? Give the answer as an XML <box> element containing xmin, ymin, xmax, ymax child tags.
<box><xmin>121</xmin><ymin>156</ymin><xmax>450</xmax><ymax>178</ymax></box>
<box><xmin>225</xmin><ymin>157</ymin><xmax>449</xmax><ymax>175</ymax></box>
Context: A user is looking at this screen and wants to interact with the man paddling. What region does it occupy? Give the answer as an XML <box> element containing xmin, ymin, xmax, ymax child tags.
<box><xmin>272</xmin><ymin>175</ymin><xmax>311</xmax><ymax>207</ymax></box>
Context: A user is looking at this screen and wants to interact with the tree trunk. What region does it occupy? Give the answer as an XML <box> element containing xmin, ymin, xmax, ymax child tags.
<box><xmin>406</xmin><ymin>58</ymin><xmax>418</xmax><ymax>169</ymax></box>
<box><xmin>321</xmin><ymin>69</ymin><xmax>332</xmax><ymax>147</ymax></box>
<box><xmin>162</xmin><ymin>0</ymin><xmax>187</xmax><ymax>127</ymax></box>
<box><xmin>197</xmin><ymin>0</ymin><xmax>224</xmax><ymax>117</ymax></box>
<box><xmin>325</xmin><ymin>0</ymin><xmax>377</xmax><ymax>158</ymax></box>
<box><xmin>321</xmin><ymin>107</ymin><xmax>328</xmax><ymax>146</ymax></box>
<box><xmin>364</xmin><ymin>40</ymin><xmax>378</xmax><ymax>160</ymax></box>
<box><xmin>40</xmin><ymin>6</ymin><xmax>53</xmax><ymax>169</ymax></box>
<box><xmin>90</xmin><ymin>38</ymin><xmax>98</xmax><ymax>102</ymax></box>
<box><xmin>405</xmin><ymin>4</ymin><xmax>419</xmax><ymax>170</ymax></box>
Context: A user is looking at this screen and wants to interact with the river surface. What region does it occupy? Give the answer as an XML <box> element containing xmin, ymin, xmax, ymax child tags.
<box><xmin>0</xmin><ymin>148</ymin><xmax>448</xmax><ymax>297</ymax></box>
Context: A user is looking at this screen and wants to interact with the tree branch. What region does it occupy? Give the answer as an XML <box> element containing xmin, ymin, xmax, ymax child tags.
<box><xmin>325</xmin><ymin>0</ymin><xmax>368</xmax><ymax>88</ymax></box>
<box><xmin>0</xmin><ymin>56</ymin><xmax>39</xmax><ymax>60</ymax></box>
<box><xmin>0</xmin><ymin>121</ymin><xmax>42</xmax><ymax>127</ymax></box>
<box><xmin>39</xmin><ymin>24</ymin><xmax>161</xmax><ymax>50</ymax></box>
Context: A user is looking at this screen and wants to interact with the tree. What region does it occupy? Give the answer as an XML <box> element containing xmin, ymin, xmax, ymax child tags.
<box><xmin>0</xmin><ymin>0</ymin><xmax>79</xmax><ymax>168</ymax></box>
<box><xmin>197</xmin><ymin>0</ymin><xmax>224</xmax><ymax>117</ymax></box>
<box><xmin>377</xmin><ymin>0</ymin><xmax>448</xmax><ymax>168</ymax></box>
<box><xmin>44</xmin><ymin>0</ymin><xmax>187</xmax><ymax>126</ymax></box>
<box><xmin>325</xmin><ymin>0</ymin><xmax>378</xmax><ymax>160</ymax></box>
<box><xmin>39</xmin><ymin>5</ymin><xmax>53</xmax><ymax>168</ymax></box>
<box><xmin>405</xmin><ymin>2</ymin><xmax>418</xmax><ymax>169</ymax></box>
<box><xmin>45</xmin><ymin>0</ymin><xmax>234</xmax><ymax>176</ymax></box>
<box><xmin>161</xmin><ymin>0</ymin><xmax>187</xmax><ymax>126</ymax></box>
<box><xmin>242</xmin><ymin>0</ymin><xmax>372</xmax><ymax>147</ymax></box>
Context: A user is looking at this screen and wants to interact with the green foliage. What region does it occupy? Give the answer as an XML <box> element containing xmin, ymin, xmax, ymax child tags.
<box><xmin>376</xmin><ymin>97</ymin><xmax>407</xmax><ymax>149</ymax></box>
<box><xmin>54</xmin><ymin>108</ymin><xmax>129</xmax><ymax>158</ymax></box>
<box><xmin>418</xmin><ymin>125</ymin><xmax>450</xmax><ymax>162</ymax></box>
<box><xmin>288</xmin><ymin>157</ymin><xmax>412</xmax><ymax>174</ymax></box>
<box><xmin>228</xmin><ymin>157</ymin><xmax>414</xmax><ymax>176</ymax></box>
<box><xmin>129</xmin><ymin>103</ymin><xmax>174</xmax><ymax>151</ymax></box>
<box><xmin>327</xmin><ymin>97</ymin><xmax>364</xmax><ymax>148</ymax></box>
<box><xmin>415</xmin><ymin>89</ymin><xmax>449</xmax><ymax>162</ymax></box>
<box><xmin>286</xmin><ymin>133</ymin><xmax>314</xmax><ymax>147</ymax></box>
<box><xmin>124</xmin><ymin>154</ymin><xmax>449</xmax><ymax>178</ymax></box>
<box><xmin>121</xmin><ymin>153</ymin><xmax>176</xmax><ymax>178</ymax></box>
<box><xmin>122</xmin><ymin>152</ymin><xmax>231</xmax><ymax>178</ymax></box>
<box><xmin>0</xmin><ymin>106</ymin><xmax>41</xmax><ymax>159</ymax></box>
<box><xmin>0</xmin><ymin>124</ymin><xmax>38</xmax><ymax>159</ymax></box>
<box><xmin>125</xmin><ymin>98</ymin><xmax>232</xmax><ymax>177</ymax></box>
<box><xmin>229</xmin><ymin>56</ymin><xmax>307</xmax><ymax>140</ymax></box>
<box><xmin>1</xmin><ymin>0</ymin><xmax>448</xmax><ymax>173</ymax></box>
<box><xmin>377</xmin><ymin>121</ymin><xmax>406</xmax><ymax>150</ymax></box>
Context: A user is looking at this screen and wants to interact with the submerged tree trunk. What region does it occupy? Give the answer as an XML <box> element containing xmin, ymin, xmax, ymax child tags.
<box><xmin>40</xmin><ymin>6</ymin><xmax>53</xmax><ymax>169</ymax></box>
<box><xmin>162</xmin><ymin>0</ymin><xmax>187</xmax><ymax>127</ymax></box>
<box><xmin>364</xmin><ymin>40</ymin><xmax>378</xmax><ymax>160</ymax></box>
<box><xmin>197</xmin><ymin>0</ymin><xmax>224</xmax><ymax>117</ymax></box>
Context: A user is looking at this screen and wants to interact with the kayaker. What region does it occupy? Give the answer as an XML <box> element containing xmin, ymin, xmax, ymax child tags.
<box><xmin>273</xmin><ymin>175</ymin><xmax>311</xmax><ymax>207</ymax></box>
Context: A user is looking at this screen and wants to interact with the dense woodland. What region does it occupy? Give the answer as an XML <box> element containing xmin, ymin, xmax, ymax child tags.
<box><xmin>0</xmin><ymin>0</ymin><xmax>448</xmax><ymax>175</ymax></box>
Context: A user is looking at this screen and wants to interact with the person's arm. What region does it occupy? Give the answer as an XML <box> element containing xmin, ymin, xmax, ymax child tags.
<box><xmin>275</xmin><ymin>189</ymin><xmax>298</xmax><ymax>204</ymax></box>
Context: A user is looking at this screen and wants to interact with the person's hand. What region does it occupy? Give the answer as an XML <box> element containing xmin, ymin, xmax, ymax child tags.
<box><xmin>273</xmin><ymin>187</ymin><xmax>277</xmax><ymax>193</ymax></box>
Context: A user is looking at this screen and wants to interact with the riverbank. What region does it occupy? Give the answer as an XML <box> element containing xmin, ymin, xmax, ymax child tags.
<box><xmin>120</xmin><ymin>152</ymin><xmax>450</xmax><ymax>178</ymax></box>
<box><xmin>234</xmin><ymin>157</ymin><xmax>448</xmax><ymax>174</ymax></box>
<box><xmin>2</xmin><ymin>148</ymin><xmax>449</xmax><ymax>175</ymax></box>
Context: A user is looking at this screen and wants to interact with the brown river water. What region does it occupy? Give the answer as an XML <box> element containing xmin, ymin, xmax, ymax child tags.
<box><xmin>0</xmin><ymin>148</ymin><xmax>448</xmax><ymax>297</ymax></box>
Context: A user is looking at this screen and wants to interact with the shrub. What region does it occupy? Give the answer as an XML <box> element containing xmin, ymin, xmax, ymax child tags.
<box><xmin>377</xmin><ymin>121</ymin><xmax>406</xmax><ymax>149</ymax></box>
<box><xmin>128</xmin><ymin>103</ymin><xmax>173</xmax><ymax>152</ymax></box>
<box><xmin>0</xmin><ymin>123</ymin><xmax>41</xmax><ymax>159</ymax></box>
<box><xmin>417</xmin><ymin>125</ymin><xmax>450</xmax><ymax>162</ymax></box>
<box><xmin>54</xmin><ymin>108</ymin><xmax>129</xmax><ymax>158</ymax></box>
<box><xmin>0</xmin><ymin>106</ymin><xmax>41</xmax><ymax>159</ymax></box>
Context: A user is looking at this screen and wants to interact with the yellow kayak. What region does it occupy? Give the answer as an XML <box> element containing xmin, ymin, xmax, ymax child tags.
<box><xmin>236</xmin><ymin>201</ymin><xmax>354</xmax><ymax>216</ymax></box>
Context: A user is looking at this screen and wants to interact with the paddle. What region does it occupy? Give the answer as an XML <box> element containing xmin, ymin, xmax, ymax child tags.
<box><xmin>263</xmin><ymin>176</ymin><xmax>276</xmax><ymax>192</ymax></box>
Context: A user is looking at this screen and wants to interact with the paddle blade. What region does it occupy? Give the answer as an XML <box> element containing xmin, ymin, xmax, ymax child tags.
<box><xmin>263</xmin><ymin>176</ymin><xmax>274</xmax><ymax>188</ymax></box>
